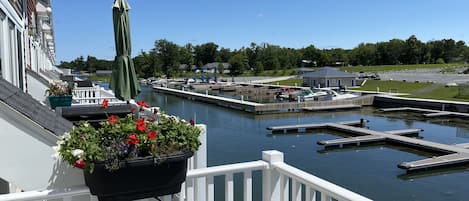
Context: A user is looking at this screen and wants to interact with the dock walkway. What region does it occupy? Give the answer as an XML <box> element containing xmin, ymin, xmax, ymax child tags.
<box><xmin>266</xmin><ymin>120</ymin><xmax>365</xmax><ymax>133</ymax></box>
<box><xmin>303</xmin><ymin>104</ymin><xmax>361</xmax><ymax>111</ymax></box>
<box><xmin>267</xmin><ymin>120</ymin><xmax>469</xmax><ymax>171</ymax></box>
<box><xmin>380</xmin><ymin>107</ymin><xmax>469</xmax><ymax>118</ymax></box>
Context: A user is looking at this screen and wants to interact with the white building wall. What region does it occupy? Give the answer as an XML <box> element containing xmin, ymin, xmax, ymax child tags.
<box><xmin>26</xmin><ymin>72</ymin><xmax>49</xmax><ymax>103</ymax></box>
<box><xmin>0</xmin><ymin>101</ymin><xmax>86</xmax><ymax>191</ymax></box>
<box><xmin>0</xmin><ymin>0</ymin><xmax>26</xmax><ymax>90</ymax></box>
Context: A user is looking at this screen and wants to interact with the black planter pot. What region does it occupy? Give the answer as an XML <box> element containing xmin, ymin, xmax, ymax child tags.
<box><xmin>84</xmin><ymin>151</ymin><xmax>193</xmax><ymax>201</ymax></box>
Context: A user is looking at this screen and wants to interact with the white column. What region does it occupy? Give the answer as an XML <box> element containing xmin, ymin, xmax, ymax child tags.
<box><xmin>262</xmin><ymin>150</ymin><xmax>284</xmax><ymax>201</ymax></box>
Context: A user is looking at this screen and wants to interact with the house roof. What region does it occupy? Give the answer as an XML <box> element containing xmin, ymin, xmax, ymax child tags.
<box><xmin>0</xmin><ymin>78</ymin><xmax>73</xmax><ymax>136</ymax></box>
<box><xmin>303</xmin><ymin>67</ymin><xmax>356</xmax><ymax>78</ymax></box>
<box><xmin>202</xmin><ymin>62</ymin><xmax>231</xmax><ymax>70</ymax></box>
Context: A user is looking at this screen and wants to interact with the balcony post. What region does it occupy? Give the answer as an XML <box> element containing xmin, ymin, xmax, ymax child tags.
<box><xmin>262</xmin><ymin>150</ymin><xmax>284</xmax><ymax>201</ymax></box>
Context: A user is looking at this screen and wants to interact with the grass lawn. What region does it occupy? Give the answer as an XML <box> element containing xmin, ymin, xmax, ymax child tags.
<box><xmin>88</xmin><ymin>75</ymin><xmax>111</xmax><ymax>82</ymax></box>
<box><xmin>356</xmin><ymin>80</ymin><xmax>433</xmax><ymax>94</ymax></box>
<box><xmin>264</xmin><ymin>78</ymin><xmax>469</xmax><ymax>102</ymax></box>
<box><xmin>355</xmin><ymin>80</ymin><xmax>469</xmax><ymax>102</ymax></box>
<box><xmin>406</xmin><ymin>86</ymin><xmax>469</xmax><ymax>102</ymax></box>
<box><xmin>340</xmin><ymin>63</ymin><xmax>467</xmax><ymax>73</ymax></box>
<box><xmin>267</xmin><ymin>78</ymin><xmax>303</xmax><ymax>86</ymax></box>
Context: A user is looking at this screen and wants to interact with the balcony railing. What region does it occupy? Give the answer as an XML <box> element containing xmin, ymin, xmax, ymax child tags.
<box><xmin>72</xmin><ymin>86</ymin><xmax>124</xmax><ymax>105</ymax></box>
<box><xmin>0</xmin><ymin>151</ymin><xmax>372</xmax><ymax>201</ymax></box>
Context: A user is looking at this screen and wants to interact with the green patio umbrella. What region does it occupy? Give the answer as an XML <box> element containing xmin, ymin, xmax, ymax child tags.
<box><xmin>110</xmin><ymin>0</ymin><xmax>140</xmax><ymax>101</ymax></box>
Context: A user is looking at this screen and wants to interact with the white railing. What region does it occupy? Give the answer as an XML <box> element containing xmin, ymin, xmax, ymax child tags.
<box><xmin>72</xmin><ymin>86</ymin><xmax>123</xmax><ymax>105</ymax></box>
<box><xmin>0</xmin><ymin>151</ymin><xmax>372</xmax><ymax>201</ymax></box>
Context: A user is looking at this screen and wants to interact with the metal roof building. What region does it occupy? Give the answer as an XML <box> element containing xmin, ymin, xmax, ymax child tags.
<box><xmin>302</xmin><ymin>67</ymin><xmax>357</xmax><ymax>88</ymax></box>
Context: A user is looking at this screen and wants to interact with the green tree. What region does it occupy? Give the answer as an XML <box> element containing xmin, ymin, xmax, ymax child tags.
<box><xmin>152</xmin><ymin>39</ymin><xmax>181</xmax><ymax>78</ymax></box>
<box><xmin>179</xmin><ymin>43</ymin><xmax>194</xmax><ymax>67</ymax></box>
<box><xmin>133</xmin><ymin>50</ymin><xmax>161</xmax><ymax>78</ymax></box>
<box><xmin>253</xmin><ymin>61</ymin><xmax>264</xmax><ymax>75</ymax></box>
<box><xmin>403</xmin><ymin>35</ymin><xmax>423</xmax><ymax>64</ymax></box>
<box><xmin>218</xmin><ymin>48</ymin><xmax>232</xmax><ymax>62</ymax></box>
<box><xmin>194</xmin><ymin>42</ymin><xmax>219</xmax><ymax>65</ymax></box>
<box><xmin>217</xmin><ymin>63</ymin><xmax>225</xmax><ymax>75</ymax></box>
<box><xmin>228</xmin><ymin>53</ymin><xmax>248</xmax><ymax>76</ymax></box>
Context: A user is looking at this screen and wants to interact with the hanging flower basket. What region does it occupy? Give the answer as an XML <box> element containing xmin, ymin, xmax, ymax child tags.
<box><xmin>48</xmin><ymin>95</ymin><xmax>73</xmax><ymax>109</ymax></box>
<box><xmin>85</xmin><ymin>151</ymin><xmax>193</xmax><ymax>201</ymax></box>
<box><xmin>46</xmin><ymin>81</ymin><xmax>73</xmax><ymax>109</ymax></box>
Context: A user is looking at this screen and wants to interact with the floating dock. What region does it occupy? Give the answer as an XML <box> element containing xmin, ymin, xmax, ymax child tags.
<box><xmin>380</xmin><ymin>107</ymin><xmax>469</xmax><ymax>118</ymax></box>
<box><xmin>267</xmin><ymin>120</ymin><xmax>469</xmax><ymax>171</ymax></box>
<box><xmin>266</xmin><ymin>120</ymin><xmax>366</xmax><ymax>133</ymax></box>
<box><xmin>317</xmin><ymin>129</ymin><xmax>422</xmax><ymax>147</ymax></box>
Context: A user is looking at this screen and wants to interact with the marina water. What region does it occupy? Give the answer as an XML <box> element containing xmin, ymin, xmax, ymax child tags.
<box><xmin>136</xmin><ymin>85</ymin><xmax>469</xmax><ymax>201</ymax></box>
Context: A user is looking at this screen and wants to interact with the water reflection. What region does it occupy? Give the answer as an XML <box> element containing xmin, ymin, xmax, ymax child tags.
<box><xmin>397</xmin><ymin>164</ymin><xmax>469</xmax><ymax>180</ymax></box>
<box><xmin>135</xmin><ymin>86</ymin><xmax>469</xmax><ymax>201</ymax></box>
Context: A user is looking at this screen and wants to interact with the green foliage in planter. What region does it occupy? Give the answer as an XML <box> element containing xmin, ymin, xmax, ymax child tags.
<box><xmin>55</xmin><ymin>106</ymin><xmax>202</xmax><ymax>173</ymax></box>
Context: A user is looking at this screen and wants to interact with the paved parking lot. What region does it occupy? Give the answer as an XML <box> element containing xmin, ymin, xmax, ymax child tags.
<box><xmin>378</xmin><ymin>68</ymin><xmax>469</xmax><ymax>84</ymax></box>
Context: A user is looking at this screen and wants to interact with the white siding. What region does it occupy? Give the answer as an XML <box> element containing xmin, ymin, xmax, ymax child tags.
<box><xmin>0</xmin><ymin>101</ymin><xmax>84</xmax><ymax>191</ymax></box>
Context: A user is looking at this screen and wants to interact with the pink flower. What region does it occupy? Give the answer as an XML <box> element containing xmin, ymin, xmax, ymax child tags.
<box><xmin>147</xmin><ymin>131</ymin><xmax>157</xmax><ymax>139</ymax></box>
<box><xmin>74</xmin><ymin>159</ymin><xmax>86</xmax><ymax>169</ymax></box>
<box><xmin>101</xmin><ymin>99</ymin><xmax>109</xmax><ymax>109</ymax></box>
<box><xmin>125</xmin><ymin>135</ymin><xmax>139</xmax><ymax>145</ymax></box>
<box><xmin>189</xmin><ymin>119</ymin><xmax>195</xmax><ymax>126</ymax></box>
<box><xmin>130</xmin><ymin>107</ymin><xmax>136</xmax><ymax>112</ymax></box>
<box><xmin>136</xmin><ymin>100</ymin><xmax>149</xmax><ymax>108</ymax></box>
<box><xmin>108</xmin><ymin>115</ymin><xmax>117</xmax><ymax>123</ymax></box>
<box><xmin>136</xmin><ymin>118</ymin><xmax>146</xmax><ymax>132</ymax></box>
<box><xmin>153</xmin><ymin>108</ymin><xmax>158</xmax><ymax>114</ymax></box>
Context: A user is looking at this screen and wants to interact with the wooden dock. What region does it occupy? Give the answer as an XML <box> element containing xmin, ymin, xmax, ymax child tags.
<box><xmin>398</xmin><ymin>153</ymin><xmax>469</xmax><ymax>171</ymax></box>
<box><xmin>266</xmin><ymin>120</ymin><xmax>366</xmax><ymax>133</ymax></box>
<box><xmin>268</xmin><ymin>120</ymin><xmax>469</xmax><ymax>171</ymax></box>
<box><xmin>154</xmin><ymin>86</ymin><xmax>375</xmax><ymax>113</ymax></box>
<box><xmin>318</xmin><ymin>129</ymin><xmax>422</xmax><ymax>147</ymax></box>
<box><xmin>380</xmin><ymin>107</ymin><xmax>469</xmax><ymax>118</ymax></box>
<box><xmin>303</xmin><ymin>104</ymin><xmax>361</xmax><ymax>111</ymax></box>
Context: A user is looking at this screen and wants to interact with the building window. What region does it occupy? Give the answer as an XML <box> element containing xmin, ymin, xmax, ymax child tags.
<box><xmin>8</xmin><ymin>0</ymin><xmax>24</xmax><ymax>19</ymax></box>
<box><xmin>8</xmin><ymin>19</ymin><xmax>17</xmax><ymax>85</ymax></box>
<box><xmin>0</xmin><ymin>10</ymin><xmax>5</xmax><ymax>79</ymax></box>
<box><xmin>17</xmin><ymin>30</ymin><xmax>23</xmax><ymax>90</ymax></box>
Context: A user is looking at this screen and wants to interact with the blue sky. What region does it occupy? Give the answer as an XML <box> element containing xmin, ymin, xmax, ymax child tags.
<box><xmin>52</xmin><ymin>0</ymin><xmax>469</xmax><ymax>62</ymax></box>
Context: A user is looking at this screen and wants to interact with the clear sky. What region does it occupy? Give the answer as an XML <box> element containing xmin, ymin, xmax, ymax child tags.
<box><xmin>52</xmin><ymin>0</ymin><xmax>469</xmax><ymax>62</ymax></box>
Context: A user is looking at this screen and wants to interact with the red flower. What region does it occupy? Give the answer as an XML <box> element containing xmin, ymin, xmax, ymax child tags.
<box><xmin>147</xmin><ymin>131</ymin><xmax>157</xmax><ymax>139</ymax></box>
<box><xmin>101</xmin><ymin>99</ymin><xmax>109</xmax><ymax>109</ymax></box>
<box><xmin>74</xmin><ymin>159</ymin><xmax>85</xmax><ymax>169</ymax></box>
<box><xmin>153</xmin><ymin>108</ymin><xmax>158</xmax><ymax>114</ymax></box>
<box><xmin>130</xmin><ymin>107</ymin><xmax>136</xmax><ymax>112</ymax></box>
<box><xmin>125</xmin><ymin>135</ymin><xmax>139</xmax><ymax>145</ymax></box>
<box><xmin>136</xmin><ymin>118</ymin><xmax>146</xmax><ymax>132</ymax></box>
<box><xmin>108</xmin><ymin>115</ymin><xmax>117</xmax><ymax>123</ymax></box>
<box><xmin>136</xmin><ymin>100</ymin><xmax>149</xmax><ymax>108</ymax></box>
<box><xmin>189</xmin><ymin>119</ymin><xmax>195</xmax><ymax>126</ymax></box>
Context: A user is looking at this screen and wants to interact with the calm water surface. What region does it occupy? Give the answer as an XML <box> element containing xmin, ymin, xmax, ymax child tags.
<box><xmin>136</xmin><ymin>86</ymin><xmax>469</xmax><ymax>201</ymax></box>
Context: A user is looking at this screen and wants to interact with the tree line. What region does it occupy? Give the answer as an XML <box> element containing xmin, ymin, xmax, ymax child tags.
<box><xmin>58</xmin><ymin>35</ymin><xmax>469</xmax><ymax>78</ymax></box>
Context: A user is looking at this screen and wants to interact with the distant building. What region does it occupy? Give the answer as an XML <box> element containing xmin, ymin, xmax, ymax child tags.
<box><xmin>202</xmin><ymin>62</ymin><xmax>230</xmax><ymax>73</ymax></box>
<box><xmin>302</xmin><ymin>67</ymin><xmax>357</xmax><ymax>88</ymax></box>
<box><xmin>178</xmin><ymin>64</ymin><xmax>196</xmax><ymax>72</ymax></box>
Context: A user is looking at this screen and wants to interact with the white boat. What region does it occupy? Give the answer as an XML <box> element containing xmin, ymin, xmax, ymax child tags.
<box><xmin>319</xmin><ymin>88</ymin><xmax>359</xmax><ymax>100</ymax></box>
<box><xmin>300</xmin><ymin>88</ymin><xmax>358</xmax><ymax>101</ymax></box>
<box><xmin>299</xmin><ymin>89</ymin><xmax>328</xmax><ymax>101</ymax></box>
